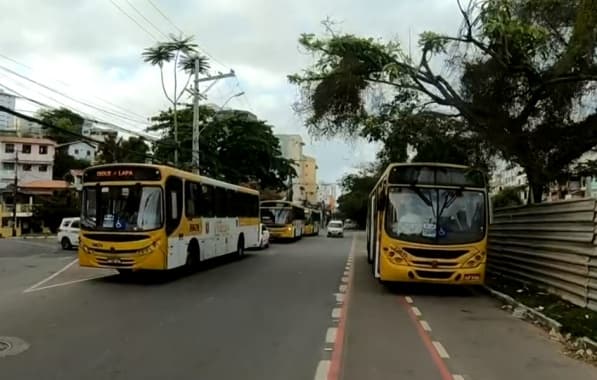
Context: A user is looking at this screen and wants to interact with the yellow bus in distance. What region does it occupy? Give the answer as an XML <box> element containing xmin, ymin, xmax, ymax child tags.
<box><xmin>303</xmin><ymin>208</ymin><xmax>322</xmax><ymax>236</ymax></box>
<box><xmin>367</xmin><ymin>163</ymin><xmax>489</xmax><ymax>285</ymax></box>
<box><xmin>260</xmin><ymin>200</ymin><xmax>305</xmax><ymax>240</ymax></box>
<box><xmin>78</xmin><ymin>164</ymin><xmax>260</xmax><ymax>274</ymax></box>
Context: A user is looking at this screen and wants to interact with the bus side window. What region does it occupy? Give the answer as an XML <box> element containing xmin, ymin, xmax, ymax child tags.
<box><xmin>215</xmin><ymin>187</ymin><xmax>227</xmax><ymax>217</ymax></box>
<box><xmin>165</xmin><ymin>176</ymin><xmax>183</xmax><ymax>235</ymax></box>
<box><xmin>185</xmin><ymin>181</ymin><xmax>198</xmax><ymax>218</ymax></box>
<box><xmin>200</xmin><ymin>185</ymin><xmax>215</xmax><ymax>218</ymax></box>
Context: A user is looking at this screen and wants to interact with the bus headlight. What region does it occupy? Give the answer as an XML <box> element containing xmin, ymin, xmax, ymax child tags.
<box><xmin>463</xmin><ymin>250</ymin><xmax>485</xmax><ymax>268</ymax></box>
<box><xmin>81</xmin><ymin>244</ymin><xmax>91</xmax><ymax>254</ymax></box>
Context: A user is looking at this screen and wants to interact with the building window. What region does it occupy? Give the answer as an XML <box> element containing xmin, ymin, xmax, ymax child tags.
<box><xmin>74</xmin><ymin>149</ymin><xmax>79</xmax><ymax>155</ymax></box>
<box><xmin>22</xmin><ymin>144</ymin><xmax>31</xmax><ymax>154</ymax></box>
<box><xmin>3</xmin><ymin>162</ymin><xmax>14</xmax><ymax>171</ymax></box>
<box><xmin>23</xmin><ymin>164</ymin><xmax>32</xmax><ymax>171</ymax></box>
<box><xmin>39</xmin><ymin>165</ymin><xmax>48</xmax><ymax>172</ymax></box>
<box><xmin>39</xmin><ymin>145</ymin><xmax>48</xmax><ymax>154</ymax></box>
<box><xmin>87</xmin><ymin>150</ymin><xmax>91</xmax><ymax>156</ymax></box>
<box><xmin>5</xmin><ymin>143</ymin><xmax>14</xmax><ymax>153</ymax></box>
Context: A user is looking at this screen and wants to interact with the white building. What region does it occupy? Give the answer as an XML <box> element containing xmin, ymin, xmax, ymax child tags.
<box><xmin>275</xmin><ymin>134</ymin><xmax>320</xmax><ymax>205</ymax></box>
<box><xmin>318</xmin><ymin>182</ymin><xmax>337</xmax><ymax>210</ymax></box>
<box><xmin>81</xmin><ymin>120</ymin><xmax>117</xmax><ymax>142</ymax></box>
<box><xmin>57</xmin><ymin>140</ymin><xmax>97</xmax><ymax>163</ymax></box>
<box><xmin>16</xmin><ymin>118</ymin><xmax>44</xmax><ymax>137</ymax></box>
<box><xmin>0</xmin><ymin>90</ymin><xmax>16</xmax><ymax>130</ymax></box>
<box><xmin>490</xmin><ymin>159</ymin><xmax>529</xmax><ymax>202</ymax></box>
<box><xmin>0</xmin><ymin>136</ymin><xmax>56</xmax><ymax>189</ymax></box>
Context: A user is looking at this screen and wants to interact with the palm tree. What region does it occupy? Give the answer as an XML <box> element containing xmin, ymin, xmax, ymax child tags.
<box><xmin>142</xmin><ymin>35</ymin><xmax>210</xmax><ymax>167</ymax></box>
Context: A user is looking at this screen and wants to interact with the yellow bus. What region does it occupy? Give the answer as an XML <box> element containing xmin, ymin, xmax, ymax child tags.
<box><xmin>260</xmin><ymin>200</ymin><xmax>305</xmax><ymax>240</ymax></box>
<box><xmin>303</xmin><ymin>208</ymin><xmax>322</xmax><ymax>236</ymax></box>
<box><xmin>367</xmin><ymin>163</ymin><xmax>489</xmax><ymax>285</ymax></box>
<box><xmin>78</xmin><ymin>164</ymin><xmax>260</xmax><ymax>274</ymax></box>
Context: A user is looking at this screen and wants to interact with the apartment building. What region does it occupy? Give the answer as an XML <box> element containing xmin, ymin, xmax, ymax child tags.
<box><xmin>0</xmin><ymin>136</ymin><xmax>56</xmax><ymax>189</ymax></box>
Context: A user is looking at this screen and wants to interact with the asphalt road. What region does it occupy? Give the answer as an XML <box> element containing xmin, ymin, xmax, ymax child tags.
<box><xmin>1</xmin><ymin>233</ymin><xmax>596</xmax><ymax>380</ymax></box>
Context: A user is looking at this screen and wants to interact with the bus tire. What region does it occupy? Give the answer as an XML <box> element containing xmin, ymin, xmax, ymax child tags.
<box><xmin>186</xmin><ymin>239</ymin><xmax>201</xmax><ymax>271</ymax></box>
<box><xmin>236</xmin><ymin>235</ymin><xmax>245</xmax><ymax>259</ymax></box>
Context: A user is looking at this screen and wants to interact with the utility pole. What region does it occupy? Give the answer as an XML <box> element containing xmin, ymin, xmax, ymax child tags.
<box><xmin>12</xmin><ymin>150</ymin><xmax>18</xmax><ymax>237</ymax></box>
<box><xmin>190</xmin><ymin>69</ymin><xmax>235</xmax><ymax>174</ymax></box>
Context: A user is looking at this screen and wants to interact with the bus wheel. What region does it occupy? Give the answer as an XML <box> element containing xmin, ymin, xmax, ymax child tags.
<box><xmin>186</xmin><ymin>239</ymin><xmax>201</xmax><ymax>271</ymax></box>
<box><xmin>236</xmin><ymin>235</ymin><xmax>245</xmax><ymax>259</ymax></box>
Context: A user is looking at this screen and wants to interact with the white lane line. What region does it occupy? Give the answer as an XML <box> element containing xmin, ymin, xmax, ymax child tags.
<box><xmin>314</xmin><ymin>360</ymin><xmax>330</xmax><ymax>380</ymax></box>
<box><xmin>24</xmin><ymin>275</ymin><xmax>108</xmax><ymax>293</ymax></box>
<box><xmin>411</xmin><ymin>307</ymin><xmax>422</xmax><ymax>317</ymax></box>
<box><xmin>405</xmin><ymin>296</ymin><xmax>414</xmax><ymax>304</ymax></box>
<box><xmin>339</xmin><ymin>284</ymin><xmax>347</xmax><ymax>293</ymax></box>
<box><xmin>343</xmin><ymin>270</ymin><xmax>349</xmax><ymax>276</ymax></box>
<box><xmin>24</xmin><ymin>258</ymin><xmax>78</xmax><ymax>292</ymax></box>
<box><xmin>433</xmin><ymin>341</ymin><xmax>450</xmax><ymax>359</ymax></box>
<box><xmin>420</xmin><ymin>320</ymin><xmax>432</xmax><ymax>332</ymax></box>
<box><xmin>452</xmin><ymin>375</ymin><xmax>465</xmax><ymax>380</ymax></box>
<box><xmin>326</xmin><ymin>327</ymin><xmax>338</xmax><ymax>343</ymax></box>
<box><xmin>335</xmin><ymin>293</ymin><xmax>345</xmax><ymax>303</ymax></box>
<box><xmin>341</xmin><ymin>276</ymin><xmax>348</xmax><ymax>283</ymax></box>
<box><xmin>332</xmin><ymin>308</ymin><xmax>342</xmax><ymax>319</ymax></box>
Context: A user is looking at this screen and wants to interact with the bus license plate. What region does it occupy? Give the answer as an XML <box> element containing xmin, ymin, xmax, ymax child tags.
<box><xmin>464</xmin><ymin>274</ymin><xmax>480</xmax><ymax>281</ymax></box>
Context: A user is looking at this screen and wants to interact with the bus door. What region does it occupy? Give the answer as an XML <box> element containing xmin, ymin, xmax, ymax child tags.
<box><xmin>166</xmin><ymin>177</ymin><xmax>185</xmax><ymax>268</ymax></box>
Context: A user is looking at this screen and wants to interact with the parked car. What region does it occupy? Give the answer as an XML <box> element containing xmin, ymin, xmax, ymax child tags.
<box><xmin>327</xmin><ymin>220</ymin><xmax>344</xmax><ymax>238</ymax></box>
<box><xmin>259</xmin><ymin>223</ymin><xmax>270</xmax><ymax>249</ymax></box>
<box><xmin>58</xmin><ymin>217</ymin><xmax>80</xmax><ymax>250</ymax></box>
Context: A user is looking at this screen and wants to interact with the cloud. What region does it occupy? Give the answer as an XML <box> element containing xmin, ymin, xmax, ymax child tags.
<box><xmin>0</xmin><ymin>0</ymin><xmax>464</xmax><ymax>183</ymax></box>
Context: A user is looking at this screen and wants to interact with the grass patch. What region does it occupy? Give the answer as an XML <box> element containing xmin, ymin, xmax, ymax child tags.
<box><xmin>487</xmin><ymin>273</ymin><xmax>597</xmax><ymax>341</ymax></box>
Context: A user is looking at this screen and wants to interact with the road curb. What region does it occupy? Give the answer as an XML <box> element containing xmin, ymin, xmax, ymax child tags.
<box><xmin>484</xmin><ymin>285</ymin><xmax>562</xmax><ymax>331</ymax></box>
<box><xmin>485</xmin><ymin>286</ymin><xmax>597</xmax><ymax>352</ymax></box>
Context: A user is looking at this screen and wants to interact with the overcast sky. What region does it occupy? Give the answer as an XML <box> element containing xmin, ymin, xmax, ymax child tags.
<box><xmin>0</xmin><ymin>0</ymin><xmax>463</xmax><ymax>184</ymax></box>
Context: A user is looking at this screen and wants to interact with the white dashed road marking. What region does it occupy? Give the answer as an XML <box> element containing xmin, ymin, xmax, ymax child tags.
<box><xmin>326</xmin><ymin>327</ymin><xmax>337</xmax><ymax>343</ymax></box>
<box><xmin>314</xmin><ymin>360</ymin><xmax>330</xmax><ymax>380</ymax></box>
<box><xmin>411</xmin><ymin>306</ymin><xmax>422</xmax><ymax>317</ymax></box>
<box><xmin>432</xmin><ymin>341</ymin><xmax>450</xmax><ymax>359</ymax></box>
<box><xmin>332</xmin><ymin>308</ymin><xmax>341</xmax><ymax>319</ymax></box>
<box><xmin>339</xmin><ymin>284</ymin><xmax>347</xmax><ymax>292</ymax></box>
<box><xmin>420</xmin><ymin>320</ymin><xmax>432</xmax><ymax>332</ymax></box>
<box><xmin>452</xmin><ymin>375</ymin><xmax>465</xmax><ymax>380</ymax></box>
<box><xmin>405</xmin><ymin>296</ymin><xmax>414</xmax><ymax>304</ymax></box>
<box><xmin>335</xmin><ymin>293</ymin><xmax>345</xmax><ymax>303</ymax></box>
<box><xmin>341</xmin><ymin>276</ymin><xmax>348</xmax><ymax>283</ymax></box>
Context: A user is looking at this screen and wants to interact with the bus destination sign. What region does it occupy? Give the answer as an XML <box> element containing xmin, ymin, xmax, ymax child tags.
<box><xmin>84</xmin><ymin>166</ymin><xmax>161</xmax><ymax>182</ymax></box>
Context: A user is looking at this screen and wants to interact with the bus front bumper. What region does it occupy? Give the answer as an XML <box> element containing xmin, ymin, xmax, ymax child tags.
<box><xmin>268</xmin><ymin>226</ymin><xmax>295</xmax><ymax>239</ymax></box>
<box><xmin>380</xmin><ymin>256</ymin><xmax>485</xmax><ymax>285</ymax></box>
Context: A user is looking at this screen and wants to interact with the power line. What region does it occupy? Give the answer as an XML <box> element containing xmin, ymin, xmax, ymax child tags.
<box><xmin>0</xmin><ymin>105</ymin><xmax>159</xmax><ymax>163</ymax></box>
<box><xmin>0</xmin><ymin>53</ymin><xmax>149</xmax><ymax>121</ymax></box>
<box><xmin>124</xmin><ymin>0</ymin><xmax>169</xmax><ymax>40</ymax></box>
<box><xmin>0</xmin><ymin>82</ymin><xmax>159</xmax><ymax>141</ymax></box>
<box><xmin>109</xmin><ymin>0</ymin><xmax>159</xmax><ymax>41</ymax></box>
<box><xmin>0</xmin><ymin>64</ymin><xmax>149</xmax><ymax>125</ymax></box>
<box><xmin>145</xmin><ymin>0</ymin><xmax>183</xmax><ymax>35</ymax></box>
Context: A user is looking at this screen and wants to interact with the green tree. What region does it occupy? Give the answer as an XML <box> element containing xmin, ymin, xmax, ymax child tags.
<box><xmin>33</xmin><ymin>189</ymin><xmax>80</xmax><ymax>233</ymax></box>
<box><xmin>53</xmin><ymin>150</ymin><xmax>89</xmax><ymax>179</ymax></box>
<box><xmin>289</xmin><ymin>0</ymin><xmax>597</xmax><ymax>203</ymax></box>
<box><xmin>337</xmin><ymin>167</ymin><xmax>379</xmax><ymax>228</ymax></box>
<box><xmin>142</xmin><ymin>35</ymin><xmax>209</xmax><ymax>167</ymax></box>
<box><xmin>96</xmin><ymin>135</ymin><xmax>149</xmax><ymax>164</ymax></box>
<box><xmin>492</xmin><ymin>186</ymin><xmax>525</xmax><ymax>209</ymax></box>
<box><xmin>149</xmin><ymin>106</ymin><xmax>295</xmax><ymax>190</ymax></box>
<box><xmin>38</xmin><ymin>108</ymin><xmax>84</xmax><ymax>144</ymax></box>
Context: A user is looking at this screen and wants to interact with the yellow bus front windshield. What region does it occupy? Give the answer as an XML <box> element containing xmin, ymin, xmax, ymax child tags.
<box><xmin>261</xmin><ymin>207</ymin><xmax>293</xmax><ymax>226</ymax></box>
<box><xmin>385</xmin><ymin>187</ymin><xmax>486</xmax><ymax>245</ymax></box>
<box><xmin>82</xmin><ymin>185</ymin><xmax>163</xmax><ymax>232</ymax></box>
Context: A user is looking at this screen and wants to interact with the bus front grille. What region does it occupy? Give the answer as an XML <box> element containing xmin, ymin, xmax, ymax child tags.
<box><xmin>403</xmin><ymin>248</ymin><xmax>467</xmax><ymax>260</ymax></box>
<box><xmin>83</xmin><ymin>234</ymin><xmax>150</xmax><ymax>242</ymax></box>
<box><xmin>415</xmin><ymin>270</ymin><xmax>455</xmax><ymax>279</ymax></box>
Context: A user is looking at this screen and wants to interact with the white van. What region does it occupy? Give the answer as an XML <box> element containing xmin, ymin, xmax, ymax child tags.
<box><xmin>57</xmin><ymin>217</ymin><xmax>80</xmax><ymax>250</ymax></box>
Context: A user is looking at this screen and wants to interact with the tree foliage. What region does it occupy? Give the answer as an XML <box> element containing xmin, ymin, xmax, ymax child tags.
<box><xmin>53</xmin><ymin>150</ymin><xmax>89</xmax><ymax>179</ymax></box>
<box><xmin>290</xmin><ymin>0</ymin><xmax>597</xmax><ymax>203</ymax></box>
<box><xmin>33</xmin><ymin>190</ymin><xmax>80</xmax><ymax>233</ymax></box>
<box><xmin>38</xmin><ymin>107</ymin><xmax>84</xmax><ymax>144</ymax></box>
<box><xmin>337</xmin><ymin>166</ymin><xmax>379</xmax><ymax>228</ymax></box>
<box><xmin>149</xmin><ymin>106</ymin><xmax>296</xmax><ymax>191</ymax></box>
<box><xmin>492</xmin><ymin>186</ymin><xmax>525</xmax><ymax>209</ymax></box>
<box><xmin>96</xmin><ymin>135</ymin><xmax>149</xmax><ymax>164</ymax></box>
